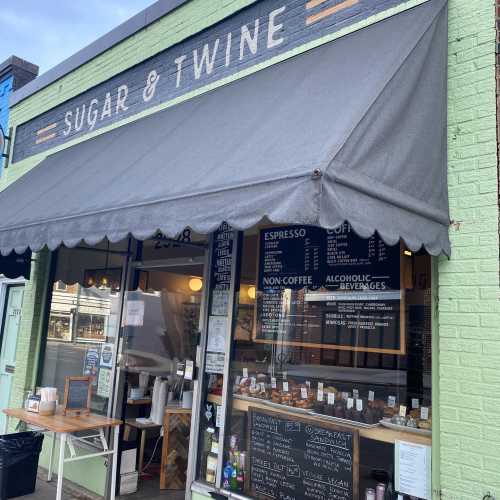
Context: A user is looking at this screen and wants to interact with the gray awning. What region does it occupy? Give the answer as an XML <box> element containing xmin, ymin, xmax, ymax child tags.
<box><xmin>0</xmin><ymin>0</ymin><xmax>449</xmax><ymax>256</ymax></box>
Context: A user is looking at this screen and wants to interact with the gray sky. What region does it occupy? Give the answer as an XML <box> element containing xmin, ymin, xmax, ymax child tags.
<box><xmin>0</xmin><ymin>1</ymin><xmax>156</xmax><ymax>75</ymax></box>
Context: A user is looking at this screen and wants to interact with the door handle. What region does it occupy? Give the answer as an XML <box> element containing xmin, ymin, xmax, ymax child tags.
<box><xmin>4</xmin><ymin>365</ymin><xmax>15</xmax><ymax>374</ymax></box>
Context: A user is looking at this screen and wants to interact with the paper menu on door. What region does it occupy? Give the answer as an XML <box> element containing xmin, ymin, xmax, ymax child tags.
<box><xmin>207</xmin><ymin>315</ymin><xmax>228</xmax><ymax>353</ymax></box>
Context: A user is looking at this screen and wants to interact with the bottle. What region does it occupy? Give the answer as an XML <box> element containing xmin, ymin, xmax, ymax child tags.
<box><xmin>206</xmin><ymin>453</ymin><xmax>217</xmax><ymax>484</ymax></box>
<box><xmin>236</xmin><ymin>464</ymin><xmax>244</xmax><ymax>492</ymax></box>
<box><xmin>223</xmin><ymin>462</ymin><xmax>233</xmax><ymax>490</ymax></box>
<box><xmin>376</xmin><ymin>483</ymin><xmax>386</xmax><ymax>500</ymax></box>
<box><xmin>210</xmin><ymin>429</ymin><xmax>219</xmax><ymax>455</ymax></box>
<box><xmin>230</xmin><ymin>454</ymin><xmax>239</xmax><ymax>491</ymax></box>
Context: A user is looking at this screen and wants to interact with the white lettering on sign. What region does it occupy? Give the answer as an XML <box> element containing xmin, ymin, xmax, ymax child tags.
<box><xmin>143</xmin><ymin>70</ymin><xmax>160</xmax><ymax>102</ymax></box>
<box><xmin>194</xmin><ymin>39</ymin><xmax>220</xmax><ymax>79</ymax></box>
<box><xmin>267</xmin><ymin>6</ymin><xmax>286</xmax><ymax>48</ymax></box>
<box><xmin>240</xmin><ymin>19</ymin><xmax>260</xmax><ymax>60</ymax></box>
<box><xmin>63</xmin><ymin>85</ymin><xmax>129</xmax><ymax>137</ymax></box>
<box><xmin>15</xmin><ymin>0</ymin><xmax>416</xmax><ymax>163</ymax></box>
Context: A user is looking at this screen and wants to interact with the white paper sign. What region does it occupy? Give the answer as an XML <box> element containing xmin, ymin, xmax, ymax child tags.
<box><xmin>124</xmin><ymin>300</ymin><xmax>144</xmax><ymax>326</ymax></box>
<box><xmin>283</xmin><ymin>381</ymin><xmax>289</xmax><ymax>392</ymax></box>
<box><xmin>356</xmin><ymin>399</ymin><xmax>363</xmax><ymax>411</ymax></box>
<box><xmin>99</xmin><ymin>343</ymin><xmax>114</xmax><ymax>368</ymax></box>
<box><xmin>216</xmin><ymin>405</ymin><xmax>223</xmax><ymax>428</ymax></box>
<box><xmin>327</xmin><ymin>392</ymin><xmax>335</xmax><ymax>405</ymax></box>
<box><xmin>97</xmin><ymin>367</ymin><xmax>112</xmax><ymax>398</ymax></box>
<box><xmin>211</xmin><ymin>290</ymin><xmax>229</xmax><ymax>316</ymax></box>
<box><xmin>368</xmin><ymin>390</ymin><xmax>375</xmax><ymax>402</ymax></box>
<box><xmin>412</xmin><ymin>398</ymin><xmax>420</xmax><ymax>409</ymax></box>
<box><xmin>207</xmin><ymin>316</ymin><xmax>228</xmax><ymax>353</ymax></box>
<box><xmin>301</xmin><ymin>387</ymin><xmax>308</xmax><ymax>399</ymax></box>
<box><xmin>271</xmin><ymin>377</ymin><xmax>277</xmax><ymax>389</ymax></box>
<box><xmin>347</xmin><ymin>398</ymin><xmax>354</xmax><ymax>409</ymax></box>
<box><xmin>388</xmin><ymin>395</ymin><xmax>396</xmax><ymax>408</ymax></box>
<box><xmin>353</xmin><ymin>389</ymin><xmax>359</xmax><ymax>399</ymax></box>
<box><xmin>421</xmin><ymin>406</ymin><xmax>429</xmax><ymax>420</ymax></box>
<box><xmin>317</xmin><ymin>389</ymin><xmax>324</xmax><ymax>402</ymax></box>
<box><xmin>395</xmin><ymin>441</ymin><xmax>432</xmax><ymax>500</ymax></box>
<box><xmin>205</xmin><ymin>352</ymin><xmax>225</xmax><ymax>374</ymax></box>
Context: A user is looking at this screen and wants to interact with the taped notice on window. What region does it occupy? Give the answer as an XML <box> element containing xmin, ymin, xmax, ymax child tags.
<box><xmin>205</xmin><ymin>352</ymin><xmax>225</xmax><ymax>374</ymax></box>
<box><xmin>395</xmin><ymin>441</ymin><xmax>431</xmax><ymax>500</ymax></box>
<box><xmin>123</xmin><ymin>300</ymin><xmax>145</xmax><ymax>327</ymax></box>
<box><xmin>207</xmin><ymin>315</ymin><xmax>227</xmax><ymax>353</ymax></box>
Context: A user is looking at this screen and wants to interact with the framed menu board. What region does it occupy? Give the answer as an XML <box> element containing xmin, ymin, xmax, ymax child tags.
<box><xmin>62</xmin><ymin>376</ymin><xmax>92</xmax><ymax>415</ymax></box>
<box><xmin>248</xmin><ymin>407</ymin><xmax>359</xmax><ymax>500</ymax></box>
<box><xmin>254</xmin><ymin>224</ymin><xmax>406</xmax><ymax>355</ymax></box>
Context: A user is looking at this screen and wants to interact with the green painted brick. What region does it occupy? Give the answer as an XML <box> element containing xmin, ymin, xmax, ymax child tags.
<box><xmin>440</xmin><ymin>312</ymin><xmax>480</xmax><ymax>326</ymax></box>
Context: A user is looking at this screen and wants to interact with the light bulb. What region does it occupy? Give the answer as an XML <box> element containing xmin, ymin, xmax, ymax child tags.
<box><xmin>189</xmin><ymin>277</ymin><xmax>203</xmax><ymax>292</ymax></box>
<box><xmin>247</xmin><ymin>285</ymin><xmax>256</xmax><ymax>299</ymax></box>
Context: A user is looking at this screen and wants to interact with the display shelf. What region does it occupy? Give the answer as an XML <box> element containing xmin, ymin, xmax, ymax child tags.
<box><xmin>126</xmin><ymin>398</ymin><xmax>152</xmax><ymax>406</ymax></box>
<box><xmin>230</xmin><ymin>396</ymin><xmax>431</xmax><ymax>446</ymax></box>
<box><xmin>206</xmin><ymin>394</ymin><xmax>222</xmax><ymax>405</ymax></box>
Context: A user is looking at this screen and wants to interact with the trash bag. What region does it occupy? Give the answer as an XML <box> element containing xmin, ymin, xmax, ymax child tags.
<box><xmin>0</xmin><ymin>432</ymin><xmax>44</xmax><ymax>499</ymax></box>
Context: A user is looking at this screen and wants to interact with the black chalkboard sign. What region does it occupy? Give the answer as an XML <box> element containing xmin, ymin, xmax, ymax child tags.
<box><xmin>255</xmin><ymin>224</ymin><xmax>405</xmax><ymax>354</ymax></box>
<box><xmin>63</xmin><ymin>376</ymin><xmax>92</xmax><ymax>415</ymax></box>
<box><xmin>209</xmin><ymin>222</ymin><xmax>234</xmax><ymax>316</ymax></box>
<box><xmin>248</xmin><ymin>407</ymin><xmax>359</xmax><ymax>500</ymax></box>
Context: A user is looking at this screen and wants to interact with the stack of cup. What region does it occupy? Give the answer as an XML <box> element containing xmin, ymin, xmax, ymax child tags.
<box><xmin>39</xmin><ymin>387</ymin><xmax>58</xmax><ymax>416</ymax></box>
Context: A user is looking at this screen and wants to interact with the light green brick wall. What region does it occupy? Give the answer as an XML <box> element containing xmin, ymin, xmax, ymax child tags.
<box><xmin>8</xmin><ymin>249</ymin><xmax>51</xmax><ymax>412</ymax></box>
<box><xmin>440</xmin><ymin>0</ymin><xmax>500</xmax><ymax>498</ymax></box>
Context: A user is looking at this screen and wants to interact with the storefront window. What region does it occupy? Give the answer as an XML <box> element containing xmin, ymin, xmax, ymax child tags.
<box><xmin>218</xmin><ymin>224</ymin><xmax>432</xmax><ymax>499</ymax></box>
<box><xmin>40</xmin><ymin>242</ymin><xmax>126</xmax><ymax>415</ymax></box>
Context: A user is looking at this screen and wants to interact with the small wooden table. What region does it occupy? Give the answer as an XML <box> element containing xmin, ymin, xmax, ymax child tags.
<box><xmin>3</xmin><ymin>409</ymin><xmax>121</xmax><ymax>500</ymax></box>
<box><xmin>124</xmin><ymin>419</ymin><xmax>162</xmax><ymax>475</ymax></box>
<box><xmin>160</xmin><ymin>405</ymin><xmax>192</xmax><ymax>490</ymax></box>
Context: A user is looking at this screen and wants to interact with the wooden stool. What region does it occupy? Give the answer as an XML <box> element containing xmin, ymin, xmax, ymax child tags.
<box><xmin>160</xmin><ymin>406</ymin><xmax>192</xmax><ymax>490</ymax></box>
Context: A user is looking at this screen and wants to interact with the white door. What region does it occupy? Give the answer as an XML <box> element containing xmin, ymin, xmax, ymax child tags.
<box><xmin>0</xmin><ymin>285</ymin><xmax>24</xmax><ymax>433</ymax></box>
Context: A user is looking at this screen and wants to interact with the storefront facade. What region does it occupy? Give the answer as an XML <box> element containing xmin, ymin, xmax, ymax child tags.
<box><xmin>0</xmin><ymin>55</ymin><xmax>38</xmax><ymax>433</ymax></box>
<box><xmin>1</xmin><ymin>1</ymin><xmax>499</xmax><ymax>499</ymax></box>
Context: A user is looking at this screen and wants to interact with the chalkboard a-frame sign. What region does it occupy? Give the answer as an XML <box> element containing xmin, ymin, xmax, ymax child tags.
<box><xmin>248</xmin><ymin>407</ymin><xmax>359</xmax><ymax>500</ymax></box>
<box><xmin>62</xmin><ymin>376</ymin><xmax>92</xmax><ymax>416</ymax></box>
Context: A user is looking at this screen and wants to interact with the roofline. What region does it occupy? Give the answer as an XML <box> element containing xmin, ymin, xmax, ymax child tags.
<box><xmin>0</xmin><ymin>56</ymin><xmax>38</xmax><ymax>83</ymax></box>
<box><xmin>10</xmin><ymin>0</ymin><xmax>190</xmax><ymax>107</ymax></box>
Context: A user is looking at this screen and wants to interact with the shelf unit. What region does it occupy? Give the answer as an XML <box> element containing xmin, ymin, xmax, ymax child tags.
<box><xmin>206</xmin><ymin>393</ymin><xmax>431</xmax><ymax>446</ymax></box>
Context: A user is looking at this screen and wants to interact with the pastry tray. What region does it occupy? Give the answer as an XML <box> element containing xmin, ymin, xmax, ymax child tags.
<box><xmin>380</xmin><ymin>418</ymin><xmax>432</xmax><ymax>436</ymax></box>
<box><xmin>234</xmin><ymin>394</ymin><xmax>311</xmax><ymax>414</ymax></box>
<box><xmin>233</xmin><ymin>394</ymin><xmax>380</xmax><ymax>427</ymax></box>
<box><xmin>310</xmin><ymin>412</ymin><xmax>380</xmax><ymax>429</ymax></box>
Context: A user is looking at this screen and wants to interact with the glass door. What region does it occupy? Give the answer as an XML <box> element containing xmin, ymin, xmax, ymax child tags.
<box><xmin>0</xmin><ymin>285</ymin><xmax>24</xmax><ymax>432</ymax></box>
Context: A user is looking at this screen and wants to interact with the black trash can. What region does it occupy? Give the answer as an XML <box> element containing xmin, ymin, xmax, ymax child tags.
<box><xmin>0</xmin><ymin>431</ymin><xmax>44</xmax><ymax>500</ymax></box>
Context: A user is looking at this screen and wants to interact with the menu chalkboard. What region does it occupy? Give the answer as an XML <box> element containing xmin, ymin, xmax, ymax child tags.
<box><xmin>63</xmin><ymin>376</ymin><xmax>92</xmax><ymax>415</ymax></box>
<box><xmin>248</xmin><ymin>408</ymin><xmax>359</xmax><ymax>500</ymax></box>
<box><xmin>256</xmin><ymin>224</ymin><xmax>404</xmax><ymax>354</ymax></box>
<box><xmin>210</xmin><ymin>222</ymin><xmax>234</xmax><ymax>317</ymax></box>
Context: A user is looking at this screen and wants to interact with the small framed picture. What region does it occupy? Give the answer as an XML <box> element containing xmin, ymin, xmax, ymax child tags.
<box><xmin>27</xmin><ymin>395</ymin><xmax>41</xmax><ymax>413</ymax></box>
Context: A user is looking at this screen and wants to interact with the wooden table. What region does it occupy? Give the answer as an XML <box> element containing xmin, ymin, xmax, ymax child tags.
<box><xmin>3</xmin><ymin>409</ymin><xmax>121</xmax><ymax>500</ymax></box>
<box><xmin>160</xmin><ymin>405</ymin><xmax>192</xmax><ymax>490</ymax></box>
<box><xmin>124</xmin><ymin>419</ymin><xmax>162</xmax><ymax>475</ymax></box>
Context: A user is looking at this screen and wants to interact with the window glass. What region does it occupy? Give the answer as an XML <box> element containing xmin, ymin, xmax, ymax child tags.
<box><xmin>40</xmin><ymin>242</ymin><xmax>125</xmax><ymax>415</ymax></box>
<box><xmin>221</xmin><ymin>225</ymin><xmax>432</xmax><ymax>499</ymax></box>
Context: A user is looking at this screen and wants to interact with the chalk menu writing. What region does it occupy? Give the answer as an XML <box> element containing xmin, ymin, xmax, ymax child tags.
<box><xmin>66</xmin><ymin>379</ymin><xmax>90</xmax><ymax>409</ymax></box>
<box><xmin>210</xmin><ymin>222</ymin><xmax>233</xmax><ymax>316</ymax></box>
<box><xmin>249</xmin><ymin>408</ymin><xmax>358</xmax><ymax>500</ymax></box>
<box><xmin>256</xmin><ymin>224</ymin><xmax>401</xmax><ymax>350</ymax></box>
